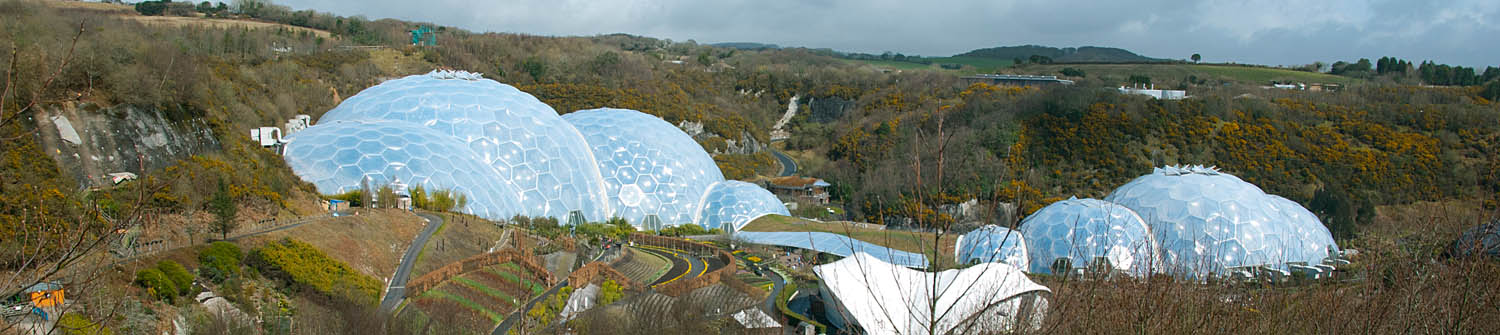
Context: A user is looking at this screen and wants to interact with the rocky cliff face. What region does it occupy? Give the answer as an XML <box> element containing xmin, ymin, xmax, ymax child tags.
<box><xmin>722</xmin><ymin>131</ymin><xmax>766</xmax><ymax>154</ymax></box>
<box><xmin>807</xmin><ymin>96</ymin><xmax>855</xmax><ymax>123</ymax></box>
<box><xmin>35</xmin><ymin>103</ymin><xmax>220</xmax><ymax>189</ymax></box>
<box><xmin>678</xmin><ymin>121</ymin><xmax>765</xmax><ymax>155</ymax></box>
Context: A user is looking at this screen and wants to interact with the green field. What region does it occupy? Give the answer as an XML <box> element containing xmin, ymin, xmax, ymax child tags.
<box><xmin>844</xmin><ymin>57</ymin><xmax>1359</xmax><ymax>87</ymax></box>
<box><xmin>842</xmin><ymin>56</ymin><xmax>1014</xmax><ymax>74</ymax></box>
<box><xmin>1026</xmin><ymin>63</ymin><xmax>1360</xmax><ymax>86</ymax></box>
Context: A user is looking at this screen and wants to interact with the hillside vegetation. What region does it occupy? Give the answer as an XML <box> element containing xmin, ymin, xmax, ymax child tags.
<box><xmin>2</xmin><ymin>1</ymin><xmax>1499</xmax><ymax>333</ymax></box>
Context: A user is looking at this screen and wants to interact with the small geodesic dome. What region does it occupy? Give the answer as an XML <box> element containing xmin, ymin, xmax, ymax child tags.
<box><xmin>1017</xmin><ymin>197</ymin><xmax>1157</xmax><ymax>275</ymax></box>
<box><xmin>1449</xmin><ymin>220</ymin><xmax>1500</xmax><ymax>259</ymax></box>
<box><xmin>697</xmin><ymin>181</ymin><xmax>790</xmax><ymax>232</ymax></box>
<box><xmin>563</xmin><ymin>108</ymin><xmax>726</xmax><ymax>227</ymax></box>
<box><xmin>955</xmin><ymin>225</ymin><xmax>1030</xmax><ymax>269</ymax></box>
<box><xmin>1105</xmin><ymin>165</ymin><xmax>1338</xmax><ymax>276</ymax></box>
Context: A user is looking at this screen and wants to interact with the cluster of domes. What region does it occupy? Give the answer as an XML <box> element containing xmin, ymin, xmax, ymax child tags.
<box><xmin>283</xmin><ymin>71</ymin><xmax>787</xmax><ymax>231</ymax></box>
<box><xmin>958</xmin><ymin>165</ymin><xmax>1340</xmax><ymax>277</ymax></box>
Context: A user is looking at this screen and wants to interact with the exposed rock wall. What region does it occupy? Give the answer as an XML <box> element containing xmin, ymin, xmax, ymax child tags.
<box><xmin>35</xmin><ymin>103</ymin><xmax>220</xmax><ymax>188</ymax></box>
<box><xmin>806</xmin><ymin>96</ymin><xmax>855</xmax><ymax>123</ymax></box>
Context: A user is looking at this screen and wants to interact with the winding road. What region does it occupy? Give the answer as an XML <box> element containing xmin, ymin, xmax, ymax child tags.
<box><xmin>379</xmin><ymin>213</ymin><xmax>445</xmax><ymax>313</ymax></box>
<box><xmin>770</xmin><ymin>148</ymin><xmax>797</xmax><ymax>177</ymax></box>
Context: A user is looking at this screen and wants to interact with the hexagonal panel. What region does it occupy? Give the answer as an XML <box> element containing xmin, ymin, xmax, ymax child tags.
<box><xmin>283</xmin><ymin>120</ymin><xmax>524</xmax><ymax>219</ymax></box>
<box><xmin>318</xmin><ymin>71</ymin><xmax>610</xmax><ymax>221</ymax></box>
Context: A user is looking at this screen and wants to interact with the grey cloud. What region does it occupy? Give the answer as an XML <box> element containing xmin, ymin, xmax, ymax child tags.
<box><xmin>277</xmin><ymin>0</ymin><xmax>1497</xmax><ymax>67</ymax></box>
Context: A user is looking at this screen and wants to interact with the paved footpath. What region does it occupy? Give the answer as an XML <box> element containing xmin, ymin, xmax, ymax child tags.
<box><xmin>379</xmin><ymin>213</ymin><xmax>444</xmax><ymax>313</ymax></box>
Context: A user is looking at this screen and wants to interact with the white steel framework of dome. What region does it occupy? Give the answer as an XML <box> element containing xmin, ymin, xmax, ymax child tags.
<box><xmin>1016</xmin><ymin>197</ymin><xmax>1157</xmax><ymax>275</ymax></box>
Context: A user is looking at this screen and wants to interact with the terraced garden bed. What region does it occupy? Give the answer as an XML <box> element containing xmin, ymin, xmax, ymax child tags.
<box><xmin>400</xmin><ymin>261</ymin><xmax>550</xmax><ymax>334</ymax></box>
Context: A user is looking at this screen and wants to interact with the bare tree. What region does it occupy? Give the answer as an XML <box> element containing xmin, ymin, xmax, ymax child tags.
<box><xmin>810</xmin><ymin>104</ymin><xmax>1042</xmax><ymax>335</ymax></box>
<box><xmin>1</xmin><ymin>21</ymin><xmax>172</xmax><ymax>334</ymax></box>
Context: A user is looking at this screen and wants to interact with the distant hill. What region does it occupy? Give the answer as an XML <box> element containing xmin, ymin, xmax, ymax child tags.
<box><xmin>956</xmin><ymin>45</ymin><xmax>1165</xmax><ymax>63</ymax></box>
<box><xmin>711</xmin><ymin>42</ymin><xmax>781</xmax><ymax>50</ymax></box>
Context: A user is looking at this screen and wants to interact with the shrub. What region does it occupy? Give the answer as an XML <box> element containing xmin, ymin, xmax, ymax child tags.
<box><xmin>598</xmin><ymin>280</ymin><xmax>623</xmax><ymax>305</ymax></box>
<box><xmin>133</xmin><ymin>1</ymin><xmax>166</xmax><ymax>16</ymax></box>
<box><xmin>156</xmin><ymin>260</ymin><xmax>195</xmax><ymax>296</ymax></box>
<box><xmin>198</xmin><ymin>241</ymin><xmax>243</xmax><ymax>283</ymax></box>
<box><xmin>133</xmin><ymin>269</ymin><xmax>177</xmax><ymax>302</ymax></box>
<box><xmin>57</xmin><ymin>313</ymin><xmax>113</xmax><ymax>335</ymax></box>
<box><xmin>246</xmin><ymin>239</ymin><xmax>381</xmax><ymax>304</ymax></box>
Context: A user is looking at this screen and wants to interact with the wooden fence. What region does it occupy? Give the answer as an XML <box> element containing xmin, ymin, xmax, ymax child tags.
<box><xmin>404</xmin><ymin>249</ymin><xmax>554</xmax><ymax>297</ymax></box>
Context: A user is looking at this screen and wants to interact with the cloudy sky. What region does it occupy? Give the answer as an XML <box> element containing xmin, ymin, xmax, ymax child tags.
<box><xmin>277</xmin><ymin>0</ymin><xmax>1498</xmax><ymax>68</ymax></box>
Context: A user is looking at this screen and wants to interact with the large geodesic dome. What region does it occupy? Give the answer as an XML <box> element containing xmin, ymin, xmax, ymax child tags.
<box><xmin>697</xmin><ymin>181</ymin><xmax>790</xmax><ymax>232</ymax></box>
<box><xmin>1104</xmin><ymin>165</ymin><xmax>1337</xmax><ymax>276</ymax></box>
<box><xmin>562</xmin><ymin>108</ymin><xmax>726</xmax><ymax>226</ymax></box>
<box><xmin>317</xmin><ymin>71</ymin><xmax>610</xmax><ymax>220</ymax></box>
<box><xmin>283</xmin><ymin>120</ymin><xmax>524</xmax><ymax>218</ymax></box>
<box><xmin>282</xmin><ymin>71</ymin><xmax>789</xmax><ymax>230</ymax></box>
<box><xmin>956</xmin><ymin>225</ymin><xmax>1030</xmax><ymax>268</ymax></box>
<box><xmin>1017</xmin><ymin>197</ymin><xmax>1156</xmax><ymax>275</ymax></box>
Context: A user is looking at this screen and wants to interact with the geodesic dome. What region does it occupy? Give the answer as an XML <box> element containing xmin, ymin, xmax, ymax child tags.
<box><xmin>563</xmin><ymin>108</ymin><xmax>726</xmax><ymax>226</ymax></box>
<box><xmin>1104</xmin><ymin>165</ymin><xmax>1337</xmax><ymax>276</ymax></box>
<box><xmin>1017</xmin><ymin>197</ymin><xmax>1156</xmax><ymax>275</ymax></box>
<box><xmin>697</xmin><ymin>181</ymin><xmax>790</xmax><ymax>232</ymax></box>
<box><xmin>283</xmin><ymin>71</ymin><xmax>789</xmax><ymax>228</ymax></box>
<box><xmin>955</xmin><ymin>225</ymin><xmax>1030</xmax><ymax>269</ymax></box>
<box><xmin>1449</xmin><ymin>220</ymin><xmax>1500</xmax><ymax>259</ymax></box>
<box><xmin>283</xmin><ymin>120</ymin><xmax>524</xmax><ymax>218</ymax></box>
<box><xmin>318</xmin><ymin>70</ymin><xmax>610</xmax><ymax>220</ymax></box>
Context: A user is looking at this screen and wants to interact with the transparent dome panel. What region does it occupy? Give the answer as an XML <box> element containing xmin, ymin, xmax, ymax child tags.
<box><xmin>283</xmin><ymin>120</ymin><xmax>524</xmax><ymax>220</ymax></box>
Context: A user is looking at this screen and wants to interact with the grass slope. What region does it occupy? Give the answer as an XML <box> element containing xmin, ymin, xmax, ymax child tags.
<box><xmin>741</xmin><ymin>215</ymin><xmax>957</xmax><ymax>267</ymax></box>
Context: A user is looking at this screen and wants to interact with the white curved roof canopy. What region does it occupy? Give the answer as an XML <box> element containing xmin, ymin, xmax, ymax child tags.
<box><xmin>814</xmin><ymin>252</ymin><xmax>1050</xmax><ymax>334</ymax></box>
